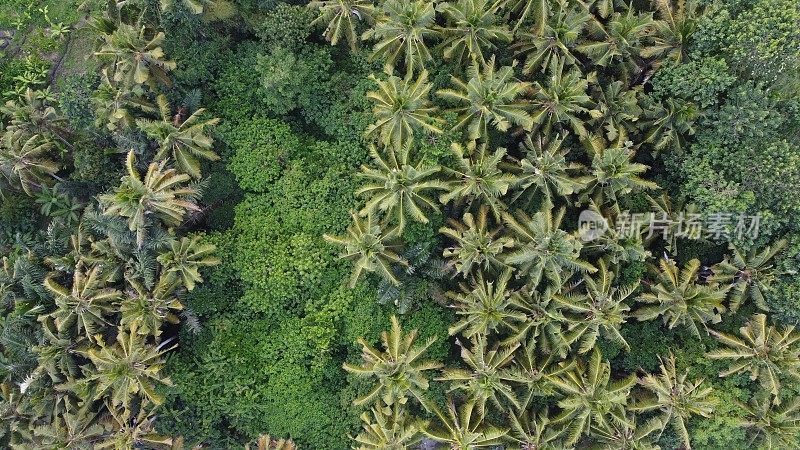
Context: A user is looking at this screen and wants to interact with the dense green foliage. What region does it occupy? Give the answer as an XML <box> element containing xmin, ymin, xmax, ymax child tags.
<box><xmin>1</xmin><ymin>0</ymin><xmax>799</xmax><ymax>449</ymax></box>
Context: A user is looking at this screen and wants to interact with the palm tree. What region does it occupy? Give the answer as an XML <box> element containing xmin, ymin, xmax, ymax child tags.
<box><xmin>503</xmin><ymin>202</ymin><xmax>596</xmax><ymax>288</ymax></box>
<box><xmin>505</xmin><ymin>287</ymin><xmax>570</xmax><ymax>357</ymax></box>
<box><xmin>95</xmin><ymin>400</ymin><xmax>174</xmax><ymax>450</ymax></box>
<box><xmin>324</xmin><ymin>212</ymin><xmax>409</xmax><ymax>287</ymax></box>
<box><xmin>93</xmin><ymin>22</ymin><xmax>176</xmax><ymax>88</ymax></box>
<box><xmin>343</xmin><ymin>315</ymin><xmax>442</xmax><ymax>408</ymax></box>
<box><xmin>548</xmin><ymin>348</ymin><xmax>635</xmax><ymax>445</ymax></box>
<box><xmin>362</xmin><ymin>0</ymin><xmax>440</xmax><ymax>76</ymax></box>
<box><xmin>353</xmin><ymin>403</ymin><xmax>425</xmax><ymax>450</ymax></box>
<box><xmin>244</xmin><ymin>435</ymin><xmax>297</xmax><ymax>450</ymax></box>
<box><xmin>29</xmin><ymin>408</ymin><xmax>106</xmax><ymax>450</ymax></box>
<box><xmin>92</xmin><ymin>68</ymin><xmax>158</xmax><ymax>132</ymax></box>
<box><xmin>42</xmin><ymin>263</ymin><xmax>121</xmax><ymax>340</ymax></box>
<box><xmin>554</xmin><ymin>259</ymin><xmax>636</xmax><ymax>353</ymax></box>
<box><xmin>136</xmin><ymin>95</ymin><xmax>220</xmax><ymax>179</ymax></box>
<box><xmin>365</xmin><ymin>71</ymin><xmax>442</xmax><ymax>149</ymax></box>
<box><xmin>99</xmin><ymin>151</ymin><xmax>201</xmax><ymax>247</ymax></box>
<box><xmin>581</xmin><ymin>135</ymin><xmax>659</xmax><ymax>205</ymax></box>
<box><xmin>0</xmin><ymin>130</ymin><xmax>60</xmax><ymax>196</ymax></box>
<box><xmin>577</xmin><ymin>6</ymin><xmax>656</xmax><ymax>79</ymax></box>
<box><xmin>735</xmin><ymin>395</ymin><xmax>800</xmax><ymax>449</ymax></box>
<box><xmin>513</xmin><ymin>0</ymin><xmax>590</xmax><ymax>74</ymax></box>
<box><xmin>439</xmin><ymin>141</ymin><xmax>518</xmax><ymax>220</ymax></box>
<box><xmin>438</xmin><ymin>57</ymin><xmax>533</xmax><ymax>141</ymax></box>
<box><xmin>309</xmin><ymin>0</ymin><xmax>377</xmax><ymax>51</ymax></box>
<box><xmin>357</xmin><ymin>144</ymin><xmax>446</xmax><ymax>232</ymax></box>
<box><xmin>1</xmin><ymin>88</ymin><xmax>70</xmax><ymax>145</ymax></box>
<box><xmin>707</xmin><ymin>314</ymin><xmax>800</xmax><ymax>399</ymax></box>
<box><xmin>709</xmin><ymin>239</ymin><xmax>788</xmax><ymax>313</ymax></box>
<box><xmin>630</xmin><ymin>353</ymin><xmax>716</xmax><ymax>448</ymax></box>
<box><xmin>447</xmin><ymin>269</ymin><xmax>528</xmax><ymax>338</ymax></box>
<box><xmin>644</xmin><ymin>192</ymin><xmax>703</xmax><ymax>255</ymax></box>
<box><xmin>579</xmin><ymin>201</ymin><xmax>650</xmax><ymax>265</ymax></box>
<box><xmin>634</xmin><ymin>258</ymin><xmax>728</xmax><ymax>337</ymax></box>
<box><xmin>83</xmin><ymin>323</ymin><xmax>174</xmax><ymax>408</ymax></box>
<box><xmin>439</xmin><ymin>336</ymin><xmax>524</xmax><ymax>417</ymax></box>
<box><xmin>591</xmin><ymin>81</ymin><xmax>643</xmax><ymax>142</ymax></box>
<box><xmin>589</xmin><ymin>415</ymin><xmax>663</xmax><ymax>450</ymax></box>
<box><xmin>120</xmin><ymin>273</ymin><xmax>183</xmax><ymax>337</ymax></box>
<box><xmin>641</xmin><ymin>97</ymin><xmax>697</xmax><ymax>155</ymax></box>
<box><xmin>440</xmin><ymin>205</ymin><xmax>514</xmax><ymax>277</ymax></box>
<box><xmin>501</xmin><ymin>0</ymin><xmax>550</xmax><ymax>32</ymax></box>
<box><xmin>508</xmin><ymin>408</ymin><xmax>571</xmax><ymax>450</ymax></box>
<box><xmin>92</xmin><ymin>69</ymin><xmax>156</xmax><ymax>131</ymax></box>
<box><xmin>422</xmin><ymin>397</ymin><xmax>508</xmax><ymax>449</ymax></box>
<box><xmin>436</xmin><ymin>0</ymin><xmax>513</xmax><ymax>65</ymax></box>
<box><xmin>514</xmin><ymin>342</ymin><xmax>574</xmax><ymax>409</ymax></box>
<box><xmin>512</xmin><ymin>133</ymin><xmax>590</xmax><ymax>204</ymax></box>
<box><xmin>644</xmin><ymin>0</ymin><xmax>703</xmax><ymax>64</ymax></box>
<box><xmin>156</xmin><ymin>235</ymin><xmax>220</xmax><ymax>291</ymax></box>
<box><xmin>530</xmin><ymin>57</ymin><xmax>596</xmax><ymax>138</ymax></box>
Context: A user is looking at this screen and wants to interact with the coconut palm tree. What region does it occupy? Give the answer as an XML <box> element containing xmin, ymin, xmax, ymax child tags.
<box><xmin>28</xmin><ymin>408</ymin><xmax>106</xmax><ymax>450</ymax></box>
<box><xmin>644</xmin><ymin>0</ymin><xmax>703</xmax><ymax>64</ymax></box>
<box><xmin>508</xmin><ymin>408</ymin><xmax>571</xmax><ymax>450</ymax></box>
<box><xmin>357</xmin><ymin>144</ymin><xmax>445</xmax><ymax>232</ymax></box>
<box><xmin>83</xmin><ymin>323</ymin><xmax>174</xmax><ymax>408</ymax></box>
<box><xmin>641</xmin><ymin>97</ymin><xmax>697</xmax><ymax>155</ymax></box>
<box><xmin>530</xmin><ymin>57</ymin><xmax>596</xmax><ymax>138</ymax></box>
<box><xmin>513</xmin><ymin>342</ymin><xmax>574</xmax><ymax>409</ymax></box>
<box><xmin>578</xmin><ymin>201</ymin><xmax>650</xmax><ymax>265</ymax></box>
<box><xmin>441</xmin><ymin>205</ymin><xmax>514</xmax><ymax>277</ymax></box>
<box><xmin>422</xmin><ymin>397</ymin><xmax>508</xmax><ymax>449</ymax></box>
<box><xmin>439</xmin><ymin>141</ymin><xmax>518</xmax><ymax>220</ymax></box>
<box><xmin>548</xmin><ymin>348</ymin><xmax>636</xmax><ymax>445</ymax></box>
<box><xmin>156</xmin><ymin>235</ymin><xmax>220</xmax><ymax>291</ymax></box>
<box><xmin>92</xmin><ymin>69</ymin><xmax>156</xmax><ymax>132</ymax></box>
<box><xmin>42</xmin><ymin>263</ymin><xmax>121</xmax><ymax>340</ymax></box>
<box><xmin>707</xmin><ymin>313</ymin><xmax>800</xmax><ymax>399</ymax></box>
<box><xmin>353</xmin><ymin>402</ymin><xmax>426</xmax><ymax>450</ymax></box>
<box><xmin>591</xmin><ymin>81</ymin><xmax>643</xmax><ymax>142</ymax></box>
<box><xmin>709</xmin><ymin>239</ymin><xmax>788</xmax><ymax>313</ymax></box>
<box><xmin>244</xmin><ymin>435</ymin><xmax>297</xmax><ymax>450</ymax></box>
<box><xmin>501</xmin><ymin>0</ymin><xmax>550</xmax><ymax>32</ymax></box>
<box><xmin>344</xmin><ymin>315</ymin><xmax>442</xmax><ymax>408</ymax></box>
<box><xmin>325</xmin><ymin>212</ymin><xmax>409</xmax><ymax>287</ymax></box>
<box><xmin>362</xmin><ymin>0</ymin><xmax>440</xmax><ymax>76</ymax></box>
<box><xmin>0</xmin><ymin>130</ymin><xmax>60</xmax><ymax>196</ymax></box>
<box><xmin>447</xmin><ymin>269</ymin><xmax>528</xmax><ymax>338</ymax></box>
<box><xmin>439</xmin><ymin>336</ymin><xmax>524</xmax><ymax>417</ymax></box>
<box><xmin>438</xmin><ymin>57</ymin><xmax>533</xmax><ymax>141</ymax></box>
<box><xmin>1</xmin><ymin>88</ymin><xmax>70</xmax><ymax>146</ymax></box>
<box><xmin>309</xmin><ymin>0</ymin><xmax>377</xmax><ymax>51</ymax></box>
<box><xmin>436</xmin><ymin>0</ymin><xmax>513</xmax><ymax>65</ymax></box>
<box><xmin>554</xmin><ymin>259</ymin><xmax>636</xmax><ymax>353</ymax></box>
<box><xmin>589</xmin><ymin>415</ymin><xmax>663</xmax><ymax>450</ymax></box>
<box><xmin>577</xmin><ymin>6</ymin><xmax>656</xmax><ymax>80</ymax></box>
<box><xmin>99</xmin><ymin>151</ymin><xmax>201</xmax><ymax>247</ymax></box>
<box><xmin>136</xmin><ymin>95</ymin><xmax>221</xmax><ymax>179</ymax></box>
<box><xmin>505</xmin><ymin>287</ymin><xmax>570</xmax><ymax>357</ymax></box>
<box><xmin>512</xmin><ymin>133</ymin><xmax>590</xmax><ymax>204</ymax></box>
<box><xmin>503</xmin><ymin>201</ymin><xmax>596</xmax><ymax>288</ymax></box>
<box><xmin>735</xmin><ymin>395</ymin><xmax>800</xmax><ymax>449</ymax></box>
<box><xmin>93</xmin><ymin>22</ymin><xmax>176</xmax><ymax>88</ymax></box>
<box><xmin>634</xmin><ymin>258</ymin><xmax>728</xmax><ymax>337</ymax></box>
<box><xmin>513</xmin><ymin>0</ymin><xmax>590</xmax><ymax>74</ymax></box>
<box><xmin>581</xmin><ymin>135</ymin><xmax>659</xmax><ymax>205</ymax></box>
<box><xmin>94</xmin><ymin>400</ymin><xmax>174</xmax><ymax>449</ymax></box>
<box><xmin>630</xmin><ymin>353</ymin><xmax>716</xmax><ymax>448</ymax></box>
<box><xmin>120</xmin><ymin>273</ymin><xmax>183</xmax><ymax>337</ymax></box>
<box><xmin>365</xmin><ymin>70</ymin><xmax>442</xmax><ymax>149</ymax></box>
